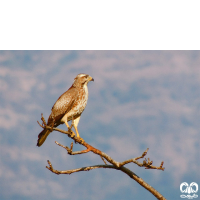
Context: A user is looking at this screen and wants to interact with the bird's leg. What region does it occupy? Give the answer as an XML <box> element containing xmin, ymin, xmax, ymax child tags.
<box><xmin>65</xmin><ymin>121</ymin><xmax>75</xmax><ymax>138</ymax></box>
<box><xmin>74</xmin><ymin>126</ymin><xmax>80</xmax><ymax>138</ymax></box>
<box><xmin>70</xmin><ymin>118</ymin><xmax>84</xmax><ymax>143</ymax></box>
<box><xmin>74</xmin><ymin>126</ymin><xmax>84</xmax><ymax>143</ymax></box>
<box><xmin>70</xmin><ymin>116</ymin><xmax>74</xmax><ymax>129</ymax></box>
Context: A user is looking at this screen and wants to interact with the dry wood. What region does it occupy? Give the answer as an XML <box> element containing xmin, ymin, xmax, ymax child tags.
<box><xmin>38</xmin><ymin>113</ymin><xmax>166</xmax><ymax>200</ymax></box>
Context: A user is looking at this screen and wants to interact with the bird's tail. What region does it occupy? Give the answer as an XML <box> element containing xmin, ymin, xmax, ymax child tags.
<box><xmin>37</xmin><ymin>129</ymin><xmax>51</xmax><ymax>147</ymax></box>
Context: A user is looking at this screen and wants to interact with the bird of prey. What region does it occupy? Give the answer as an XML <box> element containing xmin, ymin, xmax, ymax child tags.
<box><xmin>37</xmin><ymin>73</ymin><xmax>94</xmax><ymax>147</ymax></box>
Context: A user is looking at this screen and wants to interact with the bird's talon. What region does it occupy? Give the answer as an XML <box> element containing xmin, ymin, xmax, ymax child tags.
<box><xmin>79</xmin><ymin>138</ymin><xmax>85</xmax><ymax>144</ymax></box>
<box><xmin>68</xmin><ymin>127</ymin><xmax>72</xmax><ymax>132</ymax></box>
<box><xmin>70</xmin><ymin>131</ymin><xmax>76</xmax><ymax>138</ymax></box>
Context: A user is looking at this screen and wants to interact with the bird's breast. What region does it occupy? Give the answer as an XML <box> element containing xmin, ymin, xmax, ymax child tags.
<box><xmin>62</xmin><ymin>86</ymin><xmax>89</xmax><ymax>122</ymax></box>
<box><xmin>73</xmin><ymin>86</ymin><xmax>88</xmax><ymax>114</ymax></box>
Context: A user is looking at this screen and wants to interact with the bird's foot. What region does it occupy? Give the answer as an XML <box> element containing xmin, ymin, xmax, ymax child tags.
<box><xmin>78</xmin><ymin>137</ymin><xmax>85</xmax><ymax>144</ymax></box>
<box><xmin>68</xmin><ymin>128</ymin><xmax>76</xmax><ymax>138</ymax></box>
<box><xmin>70</xmin><ymin>131</ymin><xmax>76</xmax><ymax>138</ymax></box>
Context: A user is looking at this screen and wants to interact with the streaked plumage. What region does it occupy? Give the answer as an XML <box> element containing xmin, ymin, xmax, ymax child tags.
<box><xmin>37</xmin><ymin>73</ymin><xmax>94</xmax><ymax>147</ymax></box>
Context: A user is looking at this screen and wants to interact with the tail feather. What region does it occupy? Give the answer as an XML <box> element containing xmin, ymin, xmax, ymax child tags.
<box><xmin>37</xmin><ymin>129</ymin><xmax>51</xmax><ymax>147</ymax></box>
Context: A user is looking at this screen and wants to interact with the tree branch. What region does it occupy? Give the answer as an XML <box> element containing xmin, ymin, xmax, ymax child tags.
<box><xmin>46</xmin><ymin>160</ymin><xmax>116</xmax><ymax>175</ymax></box>
<box><xmin>38</xmin><ymin>114</ymin><xmax>166</xmax><ymax>200</ymax></box>
<box><xmin>46</xmin><ymin>160</ymin><xmax>166</xmax><ymax>200</ymax></box>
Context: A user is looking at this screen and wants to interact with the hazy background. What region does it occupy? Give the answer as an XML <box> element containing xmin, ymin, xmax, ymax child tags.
<box><xmin>0</xmin><ymin>50</ymin><xmax>199</xmax><ymax>200</ymax></box>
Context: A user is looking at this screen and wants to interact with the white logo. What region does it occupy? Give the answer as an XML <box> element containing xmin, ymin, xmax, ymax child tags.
<box><xmin>180</xmin><ymin>182</ymin><xmax>198</xmax><ymax>199</ymax></box>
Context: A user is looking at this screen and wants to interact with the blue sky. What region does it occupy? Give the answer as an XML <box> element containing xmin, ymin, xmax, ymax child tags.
<box><xmin>0</xmin><ymin>51</ymin><xmax>200</xmax><ymax>200</ymax></box>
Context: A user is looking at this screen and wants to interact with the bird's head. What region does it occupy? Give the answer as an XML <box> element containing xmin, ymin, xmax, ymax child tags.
<box><xmin>73</xmin><ymin>73</ymin><xmax>94</xmax><ymax>87</ymax></box>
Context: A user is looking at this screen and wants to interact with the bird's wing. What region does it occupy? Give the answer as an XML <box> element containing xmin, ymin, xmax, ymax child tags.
<box><xmin>47</xmin><ymin>86</ymin><xmax>78</xmax><ymax>126</ymax></box>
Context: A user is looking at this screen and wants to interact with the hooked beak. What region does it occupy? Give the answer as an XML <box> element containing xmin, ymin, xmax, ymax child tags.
<box><xmin>89</xmin><ymin>76</ymin><xmax>94</xmax><ymax>82</ymax></box>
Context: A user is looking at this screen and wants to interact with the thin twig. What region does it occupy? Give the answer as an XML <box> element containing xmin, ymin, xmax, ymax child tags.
<box><xmin>100</xmin><ymin>155</ymin><xmax>107</xmax><ymax>165</ymax></box>
<box><xmin>55</xmin><ymin>141</ymin><xmax>90</xmax><ymax>155</ymax></box>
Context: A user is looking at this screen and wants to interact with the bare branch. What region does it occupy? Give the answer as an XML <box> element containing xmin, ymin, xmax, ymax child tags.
<box><xmin>100</xmin><ymin>155</ymin><xmax>107</xmax><ymax>165</ymax></box>
<box><xmin>46</xmin><ymin>160</ymin><xmax>115</xmax><ymax>175</ymax></box>
<box><xmin>46</xmin><ymin>160</ymin><xmax>166</xmax><ymax>200</ymax></box>
<box><xmin>118</xmin><ymin>148</ymin><xmax>165</xmax><ymax>170</ymax></box>
<box><xmin>55</xmin><ymin>141</ymin><xmax>90</xmax><ymax>155</ymax></box>
<box><xmin>118</xmin><ymin>148</ymin><xmax>149</xmax><ymax>167</ymax></box>
<box><xmin>38</xmin><ymin>113</ymin><xmax>165</xmax><ymax>168</ymax></box>
<box><xmin>38</xmin><ymin>113</ymin><xmax>166</xmax><ymax>200</ymax></box>
<box><xmin>119</xmin><ymin>166</ymin><xmax>167</xmax><ymax>200</ymax></box>
<box><xmin>135</xmin><ymin>148</ymin><xmax>149</xmax><ymax>160</ymax></box>
<box><xmin>37</xmin><ymin>120</ymin><xmax>45</xmax><ymax>129</ymax></box>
